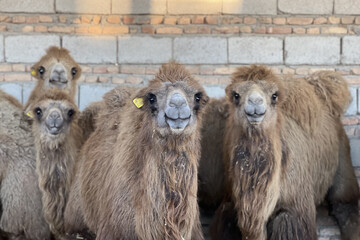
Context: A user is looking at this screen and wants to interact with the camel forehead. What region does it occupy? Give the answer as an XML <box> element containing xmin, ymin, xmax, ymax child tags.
<box><xmin>235</xmin><ymin>80</ymin><xmax>278</xmax><ymax>96</ymax></box>
<box><xmin>36</xmin><ymin>99</ymin><xmax>76</xmax><ymax>112</ymax></box>
<box><xmin>153</xmin><ymin>81</ymin><xmax>201</xmax><ymax>98</ymax></box>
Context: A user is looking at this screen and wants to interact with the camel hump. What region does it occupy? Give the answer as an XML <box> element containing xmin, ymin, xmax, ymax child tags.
<box><xmin>0</xmin><ymin>90</ymin><xmax>23</xmax><ymax>109</ymax></box>
<box><xmin>306</xmin><ymin>71</ymin><xmax>351</xmax><ymax>117</ymax></box>
<box><xmin>102</xmin><ymin>86</ymin><xmax>137</xmax><ymax>111</ymax></box>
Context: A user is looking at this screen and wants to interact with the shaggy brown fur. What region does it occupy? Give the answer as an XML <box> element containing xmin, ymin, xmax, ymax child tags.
<box><xmin>64</xmin><ymin>86</ymin><xmax>135</xmax><ymax>238</ymax></box>
<box><xmin>65</xmin><ymin>62</ymin><xmax>208</xmax><ymax>240</ymax></box>
<box><xmin>25</xmin><ymin>46</ymin><xmax>81</xmax><ymax>113</ymax></box>
<box><xmin>198</xmin><ymin>99</ymin><xmax>229</xmax><ymax>211</ymax></box>
<box><xmin>213</xmin><ymin>65</ymin><xmax>360</xmax><ymax>240</ymax></box>
<box><xmin>31</xmin><ymin>90</ymin><xmax>83</xmax><ymax>238</ymax></box>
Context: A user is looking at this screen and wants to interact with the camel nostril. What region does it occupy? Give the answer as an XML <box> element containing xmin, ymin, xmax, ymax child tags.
<box><xmin>50</xmin><ymin>63</ymin><xmax>67</xmax><ymax>83</ymax></box>
<box><xmin>247</xmin><ymin>92</ymin><xmax>265</xmax><ymax>106</ymax></box>
<box><xmin>169</xmin><ymin>93</ymin><xmax>187</xmax><ymax>108</ymax></box>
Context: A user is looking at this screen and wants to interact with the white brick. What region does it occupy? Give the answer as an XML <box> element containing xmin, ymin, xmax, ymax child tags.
<box><xmin>285</xmin><ymin>37</ymin><xmax>340</xmax><ymax>65</ymax></box>
<box><xmin>0</xmin><ymin>83</ymin><xmax>23</xmax><ymax>103</ymax></box>
<box><xmin>5</xmin><ymin>35</ymin><xmax>60</xmax><ymax>63</ymax></box>
<box><xmin>0</xmin><ymin>0</ymin><xmax>54</xmax><ymax>13</ymax></box>
<box><xmin>168</xmin><ymin>0</ymin><xmax>221</xmax><ymax>14</ymax></box>
<box><xmin>229</xmin><ymin>37</ymin><xmax>283</xmax><ymax>64</ymax></box>
<box><xmin>279</xmin><ymin>0</ymin><xmax>333</xmax><ymax>14</ymax></box>
<box><xmin>112</xmin><ymin>0</ymin><xmax>166</xmax><ymax>14</ymax></box>
<box><xmin>174</xmin><ymin>37</ymin><xmax>227</xmax><ymax>64</ymax></box>
<box><xmin>346</xmin><ymin>87</ymin><xmax>358</xmax><ymax>115</ymax></box>
<box><xmin>22</xmin><ymin>82</ymin><xmax>36</xmax><ymax>104</ymax></box>
<box><xmin>0</xmin><ymin>36</ymin><xmax>3</xmax><ymax>62</ymax></box>
<box><xmin>223</xmin><ymin>0</ymin><xmax>277</xmax><ymax>15</ymax></box>
<box><xmin>63</xmin><ymin>36</ymin><xmax>117</xmax><ymax>64</ymax></box>
<box><xmin>342</xmin><ymin>36</ymin><xmax>360</xmax><ymax>64</ymax></box>
<box><xmin>79</xmin><ymin>84</ymin><xmax>115</xmax><ymax>110</ymax></box>
<box><xmin>335</xmin><ymin>0</ymin><xmax>360</xmax><ymax>14</ymax></box>
<box><xmin>350</xmin><ymin>138</ymin><xmax>360</xmax><ymax>167</ymax></box>
<box><xmin>203</xmin><ymin>86</ymin><xmax>225</xmax><ymax>99</ymax></box>
<box><xmin>118</xmin><ymin>36</ymin><xmax>171</xmax><ymax>64</ymax></box>
<box><xmin>56</xmin><ymin>0</ymin><xmax>110</xmax><ymax>14</ymax></box>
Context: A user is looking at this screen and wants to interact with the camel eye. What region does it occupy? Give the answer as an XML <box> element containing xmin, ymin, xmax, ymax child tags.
<box><xmin>195</xmin><ymin>92</ymin><xmax>202</xmax><ymax>103</ymax></box>
<box><xmin>272</xmin><ymin>92</ymin><xmax>278</xmax><ymax>103</ymax></box>
<box><xmin>38</xmin><ymin>66</ymin><xmax>45</xmax><ymax>75</ymax></box>
<box><xmin>68</xmin><ymin>109</ymin><xmax>75</xmax><ymax>118</ymax></box>
<box><xmin>34</xmin><ymin>107</ymin><xmax>42</xmax><ymax>119</ymax></box>
<box><xmin>71</xmin><ymin>67</ymin><xmax>77</xmax><ymax>76</ymax></box>
<box><xmin>147</xmin><ymin>93</ymin><xmax>157</xmax><ymax>104</ymax></box>
<box><xmin>233</xmin><ymin>92</ymin><xmax>240</xmax><ymax>100</ymax></box>
<box><xmin>232</xmin><ymin>91</ymin><xmax>240</xmax><ymax>104</ymax></box>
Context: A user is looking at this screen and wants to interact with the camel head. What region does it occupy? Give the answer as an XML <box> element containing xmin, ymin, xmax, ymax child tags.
<box><xmin>30</xmin><ymin>46</ymin><xmax>81</xmax><ymax>97</ymax></box>
<box><xmin>226</xmin><ymin>65</ymin><xmax>286</xmax><ymax>131</ymax></box>
<box><xmin>31</xmin><ymin>89</ymin><xmax>78</xmax><ymax>146</ymax></box>
<box><xmin>133</xmin><ymin>61</ymin><xmax>209</xmax><ymax>136</ymax></box>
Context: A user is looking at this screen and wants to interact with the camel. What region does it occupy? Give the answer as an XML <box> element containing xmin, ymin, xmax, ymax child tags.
<box><xmin>0</xmin><ymin>46</ymin><xmax>82</xmax><ymax>240</ymax></box>
<box><xmin>24</xmin><ymin>46</ymin><xmax>81</xmax><ymax>113</ymax></box>
<box><xmin>213</xmin><ymin>65</ymin><xmax>360</xmax><ymax>240</ymax></box>
<box><xmin>64</xmin><ymin>86</ymin><xmax>136</xmax><ymax>240</ymax></box>
<box><xmin>31</xmin><ymin>89</ymin><xmax>83</xmax><ymax>239</ymax></box>
<box><xmin>65</xmin><ymin>62</ymin><xmax>208</xmax><ymax>240</ymax></box>
<box><xmin>197</xmin><ymin>99</ymin><xmax>229</xmax><ymax>211</ymax></box>
<box><xmin>0</xmin><ymin>90</ymin><xmax>50</xmax><ymax>240</ymax></box>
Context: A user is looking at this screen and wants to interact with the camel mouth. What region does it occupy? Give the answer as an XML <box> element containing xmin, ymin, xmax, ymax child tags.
<box><xmin>49</xmin><ymin>78</ymin><xmax>68</xmax><ymax>84</ymax></box>
<box><xmin>47</xmin><ymin>127</ymin><xmax>62</xmax><ymax>135</ymax></box>
<box><xmin>165</xmin><ymin>114</ymin><xmax>191</xmax><ymax>131</ymax></box>
<box><xmin>246</xmin><ymin>113</ymin><xmax>265</xmax><ymax>124</ymax></box>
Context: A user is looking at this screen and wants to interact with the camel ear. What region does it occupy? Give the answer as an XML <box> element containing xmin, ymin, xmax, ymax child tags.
<box><xmin>225</xmin><ymin>84</ymin><xmax>234</xmax><ymax>103</ymax></box>
<box><xmin>132</xmin><ymin>88</ymin><xmax>148</xmax><ymax>110</ymax></box>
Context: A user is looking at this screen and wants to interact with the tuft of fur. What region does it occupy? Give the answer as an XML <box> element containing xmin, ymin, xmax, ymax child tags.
<box><xmin>306</xmin><ymin>71</ymin><xmax>351</xmax><ymax>117</ymax></box>
<box><xmin>66</xmin><ymin>62</ymin><xmax>207</xmax><ymax>240</ymax></box>
<box><xmin>215</xmin><ymin>65</ymin><xmax>360</xmax><ymax>240</ymax></box>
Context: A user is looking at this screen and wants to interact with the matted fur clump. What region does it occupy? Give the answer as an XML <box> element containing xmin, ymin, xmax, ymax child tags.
<box><xmin>65</xmin><ymin>61</ymin><xmax>208</xmax><ymax>240</ymax></box>
<box><xmin>212</xmin><ymin>65</ymin><xmax>360</xmax><ymax>240</ymax></box>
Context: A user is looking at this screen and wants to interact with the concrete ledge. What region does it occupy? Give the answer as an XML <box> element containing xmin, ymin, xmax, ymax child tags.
<box><xmin>112</xmin><ymin>0</ymin><xmax>166</xmax><ymax>14</ymax></box>
<box><xmin>285</xmin><ymin>36</ymin><xmax>340</xmax><ymax>65</ymax></box>
<box><xmin>0</xmin><ymin>0</ymin><xmax>54</xmax><ymax>13</ymax></box>
<box><xmin>55</xmin><ymin>0</ymin><xmax>110</xmax><ymax>14</ymax></box>
<box><xmin>229</xmin><ymin>37</ymin><xmax>283</xmax><ymax>64</ymax></box>
<box><xmin>168</xmin><ymin>0</ymin><xmax>221</xmax><ymax>14</ymax></box>
<box><xmin>342</xmin><ymin>36</ymin><xmax>360</xmax><ymax>64</ymax></box>
<box><xmin>279</xmin><ymin>0</ymin><xmax>333</xmax><ymax>14</ymax></box>
<box><xmin>118</xmin><ymin>36</ymin><xmax>172</xmax><ymax>64</ymax></box>
<box><xmin>174</xmin><ymin>37</ymin><xmax>227</xmax><ymax>64</ymax></box>
<box><xmin>62</xmin><ymin>36</ymin><xmax>117</xmax><ymax>64</ymax></box>
<box><xmin>5</xmin><ymin>35</ymin><xmax>60</xmax><ymax>63</ymax></box>
<box><xmin>223</xmin><ymin>0</ymin><xmax>277</xmax><ymax>15</ymax></box>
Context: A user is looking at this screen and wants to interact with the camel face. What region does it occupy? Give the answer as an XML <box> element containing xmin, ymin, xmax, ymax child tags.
<box><xmin>32</xmin><ymin>98</ymin><xmax>77</xmax><ymax>141</ymax></box>
<box><xmin>227</xmin><ymin>80</ymin><xmax>280</xmax><ymax>129</ymax></box>
<box><xmin>31</xmin><ymin>47</ymin><xmax>81</xmax><ymax>94</ymax></box>
<box><xmin>145</xmin><ymin>81</ymin><xmax>205</xmax><ymax>135</ymax></box>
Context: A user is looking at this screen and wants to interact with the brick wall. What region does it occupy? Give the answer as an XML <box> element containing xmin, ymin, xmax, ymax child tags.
<box><xmin>0</xmin><ymin>0</ymin><xmax>360</xmax><ymax>238</ymax></box>
<box><xmin>1</xmin><ymin>0</ymin><xmax>358</xmax><ymax>165</ymax></box>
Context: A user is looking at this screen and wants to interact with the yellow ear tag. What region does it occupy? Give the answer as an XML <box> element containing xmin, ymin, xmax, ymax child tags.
<box><xmin>31</xmin><ymin>69</ymin><xmax>36</xmax><ymax>76</ymax></box>
<box><xmin>26</xmin><ymin>111</ymin><xmax>34</xmax><ymax>118</ymax></box>
<box><xmin>133</xmin><ymin>98</ymin><xmax>144</xmax><ymax>108</ymax></box>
